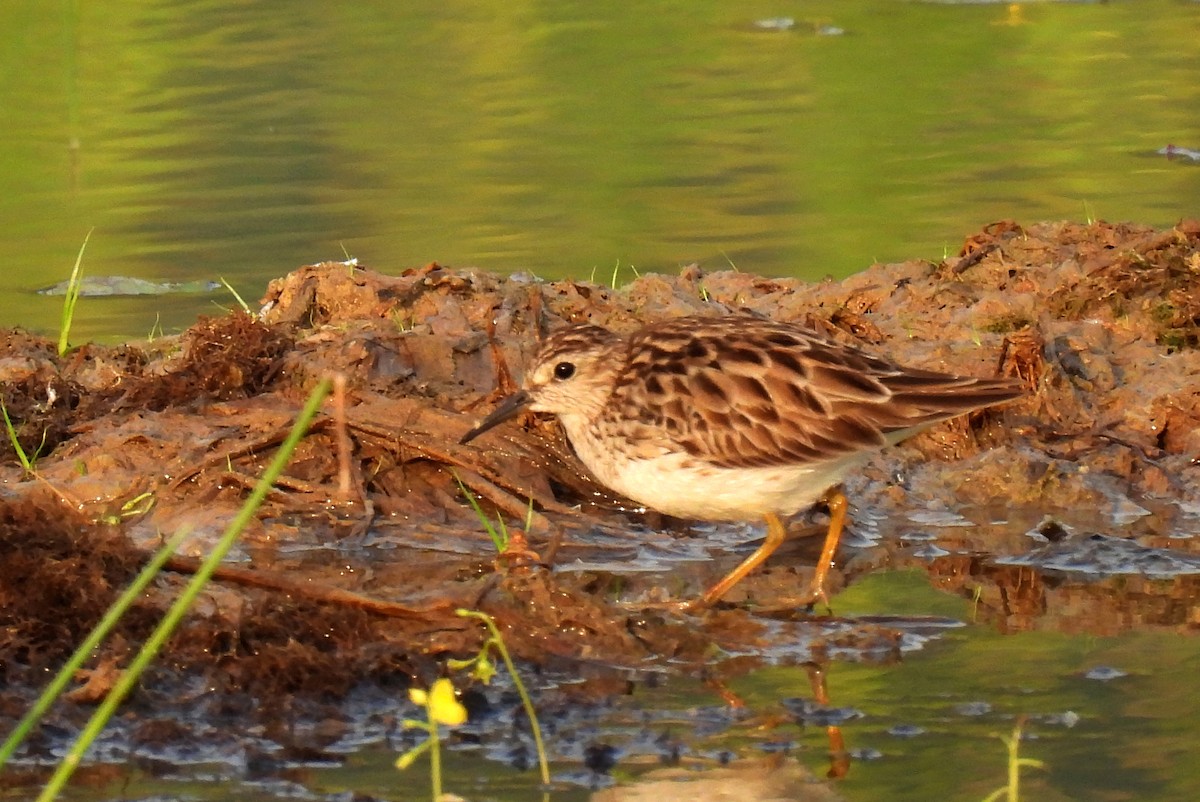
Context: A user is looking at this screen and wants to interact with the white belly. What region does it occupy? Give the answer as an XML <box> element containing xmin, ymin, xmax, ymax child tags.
<box><xmin>586</xmin><ymin>449</ymin><xmax>869</xmax><ymax>522</ymax></box>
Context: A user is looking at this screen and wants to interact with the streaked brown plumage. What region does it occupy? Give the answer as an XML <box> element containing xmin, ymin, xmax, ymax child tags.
<box><xmin>462</xmin><ymin>315</ymin><xmax>1023</xmax><ymax>610</ymax></box>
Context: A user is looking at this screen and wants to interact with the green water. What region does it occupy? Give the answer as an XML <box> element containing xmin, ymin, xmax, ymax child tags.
<box><xmin>1</xmin><ymin>1</ymin><xmax>1198</xmax><ymax>340</ymax></box>
<box><xmin>753</xmin><ymin>573</ymin><xmax>1200</xmax><ymax>801</ymax></box>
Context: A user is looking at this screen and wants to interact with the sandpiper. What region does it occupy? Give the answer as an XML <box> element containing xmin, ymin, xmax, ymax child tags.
<box><xmin>461</xmin><ymin>315</ymin><xmax>1023</xmax><ymax>610</ymax></box>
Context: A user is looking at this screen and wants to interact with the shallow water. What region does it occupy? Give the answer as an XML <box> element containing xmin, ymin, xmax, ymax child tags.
<box><xmin>23</xmin><ymin>572</ymin><xmax>1200</xmax><ymax>801</ymax></box>
<box><xmin>2</xmin><ymin>0</ymin><xmax>1198</xmax><ymax>340</ymax></box>
<box><xmin>11</xmin><ymin>486</ymin><xmax>1200</xmax><ymax>801</ymax></box>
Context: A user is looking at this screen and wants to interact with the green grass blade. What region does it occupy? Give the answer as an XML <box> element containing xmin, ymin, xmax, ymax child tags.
<box><xmin>218</xmin><ymin>277</ymin><xmax>251</xmax><ymax>313</ymax></box>
<box><xmin>453</xmin><ymin>472</ymin><xmax>507</xmax><ymax>552</ymax></box>
<box><xmin>0</xmin><ymin>526</ymin><xmax>191</xmax><ymax>769</ymax></box>
<box><xmin>34</xmin><ymin>378</ymin><xmax>331</xmax><ymax>801</ymax></box>
<box><xmin>0</xmin><ymin>398</ymin><xmax>33</xmax><ymax>473</ymax></box>
<box><xmin>57</xmin><ymin>229</ymin><xmax>93</xmax><ymax>357</ymax></box>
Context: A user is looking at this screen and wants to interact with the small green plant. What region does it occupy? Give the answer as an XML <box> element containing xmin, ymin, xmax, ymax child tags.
<box><xmin>453</xmin><ymin>472</ymin><xmax>512</xmax><ymax>552</ymax></box>
<box><xmin>396</xmin><ymin>678</ymin><xmax>469</xmax><ymax>802</ymax></box>
<box><xmin>147</xmin><ymin>312</ymin><xmax>163</xmax><ymax>341</ymax></box>
<box><xmin>391</xmin><ymin>309</ymin><xmax>416</xmax><ymax>332</ymax></box>
<box><xmin>1</xmin><ymin>398</ymin><xmax>46</xmax><ymax>475</ymax></box>
<box><xmin>610</xmin><ymin>259</ymin><xmax>640</xmax><ymax>287</ymax></box>
<box><xmin>450</xmin><ymin>609</ymin><xmax>550</xmax><ymax>786</ymax></box>
<box><xmin>57</xmin><ymin>229</ymin><xmax>92</xmax><ymax>357</ymax></box>
<box><xmin>99</xmin><ymin>492</ymin><xmax>155</xmax><ymax>526</ymax></box>
<box><xmin>587</xmin><ymin>260</ymin><xmax>641</xmax><ymax>288</ymax></box>
<box><xmin>218</xmin><ymin>277</ymin><xmax>251</xmax><ymax>313</ymax></box>
<box><xmin>981</xmin><ymin>718</ymin><xmax>1045</xmax><ymax>802</ymax></box>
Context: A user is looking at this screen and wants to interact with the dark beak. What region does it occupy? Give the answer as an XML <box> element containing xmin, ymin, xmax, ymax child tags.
<box><xmin>460</xmin><ymin>390</ymin><xmax>532</xmax><ymax>444</ymax></box>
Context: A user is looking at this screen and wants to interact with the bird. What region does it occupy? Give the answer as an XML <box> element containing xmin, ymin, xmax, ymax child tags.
<box><xmin>460</xmin><ymin>314</ymin><xmax>1023</xmax><ymax>611</ymax></box>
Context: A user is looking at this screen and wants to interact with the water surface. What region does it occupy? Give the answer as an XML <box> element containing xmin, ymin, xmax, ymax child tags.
<box><xmin>1</xmin><ymin>0</ymin><xmax>1197</xmax><ymax>339</ymax></box>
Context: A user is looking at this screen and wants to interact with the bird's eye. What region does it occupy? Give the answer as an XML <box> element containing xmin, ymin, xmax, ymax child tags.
<box><xmin>553</xmin><ymin>362</ymin><xmax>576</xmax><ymax>380</ymax></box>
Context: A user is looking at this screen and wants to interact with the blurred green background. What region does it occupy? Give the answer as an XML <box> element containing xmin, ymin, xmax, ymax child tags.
<box><xmin>1</xmin><ymin>0</ymin><xmax>1197</xmax><ymax>340</ymax></box>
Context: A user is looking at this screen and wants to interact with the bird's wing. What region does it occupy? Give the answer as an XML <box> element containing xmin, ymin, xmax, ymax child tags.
<box><xmin>609</xmin><ymin>316</ymin><xmax>1022</xmax><ymax>469</ymax></box>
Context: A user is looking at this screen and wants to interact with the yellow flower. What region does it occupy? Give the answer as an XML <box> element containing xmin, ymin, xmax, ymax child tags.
<box><xmin>422</xmin><ymin>678</ymin><xmax>468</xmax><ymax>726</ymax></box>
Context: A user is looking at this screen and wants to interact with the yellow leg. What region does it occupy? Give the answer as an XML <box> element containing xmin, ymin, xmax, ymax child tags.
<box><xmin>684</xmin><ymin>486</ymin><xmax>847</xmax><ymax>612</ymax></box>
<box><xmin>688</xmin><ymin>511</ymin><xmax>789</xmax><ymax>610</ymax></box>
<box><xmin>803</xmin><ymin>486</ymin><xmax>847</xmax><ymax>610</ymax></box>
